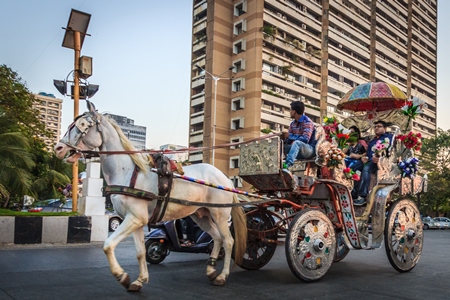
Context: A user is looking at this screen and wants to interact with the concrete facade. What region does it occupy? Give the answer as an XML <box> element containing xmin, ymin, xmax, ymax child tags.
<box><xmin>188</xmin><ymin>0</ymin><xmax>437</xmax><ymax>188</ymax></box>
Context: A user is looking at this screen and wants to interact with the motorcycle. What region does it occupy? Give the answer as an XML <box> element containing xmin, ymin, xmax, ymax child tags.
<box><xmin>145</xmin><ymin>219</ymin><xmax>225</xmax><ymax>264</ymax></box>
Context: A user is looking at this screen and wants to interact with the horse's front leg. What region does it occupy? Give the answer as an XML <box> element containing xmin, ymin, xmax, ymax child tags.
<box><xmin>103</xmin><ymin>216</ymin><xmax>142</xmax><ymax>290</ymax></box>
<box><xmin>127</xmin><ymin>226</ymin><xmax>149</xmax><ymax>292</ymax></box>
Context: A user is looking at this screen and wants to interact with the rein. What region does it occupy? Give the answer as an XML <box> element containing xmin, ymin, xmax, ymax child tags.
<box><xmin>78</xmin><ymin>133</ymin><xmax>279</xmax><ymax>157</ymax></box>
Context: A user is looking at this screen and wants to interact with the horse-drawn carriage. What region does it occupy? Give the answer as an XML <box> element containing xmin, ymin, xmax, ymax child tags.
<box><xmin>54</xmin><ymin>82</ymin><xmax>426</xmax><ymax>291</ymax></box>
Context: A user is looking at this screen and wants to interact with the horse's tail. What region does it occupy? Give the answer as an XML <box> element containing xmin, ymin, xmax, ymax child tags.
<box><xmin>231</xmin><ymin>194</ymin><xmax>247</xmax><ymax>266</ymax></box>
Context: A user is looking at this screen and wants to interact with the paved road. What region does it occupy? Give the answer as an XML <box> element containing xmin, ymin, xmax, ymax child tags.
<box><xmin>0</xmin><ymin>230</ymin><xmax>449</xmax><ymax>300</ymax></box>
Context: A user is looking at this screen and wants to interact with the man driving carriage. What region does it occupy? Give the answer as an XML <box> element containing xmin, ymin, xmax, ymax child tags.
<box><xmin>281</xmin><ymin>101</ymin><xmax>317</xmax><ymax>168</ymax></box>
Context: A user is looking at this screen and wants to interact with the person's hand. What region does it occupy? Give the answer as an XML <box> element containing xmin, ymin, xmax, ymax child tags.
<box><xmin>361</xmin><ymin>156</ymin><xmax>369</xmax><ymax>164</ymax></box>
<box><xmin>372</xmin><ymin>155</ymin><xmax>380</xmax><ymax>164</ymax></box>
<box><xmin>280</xmin><ymin>131</ymin><xmax>289</xmax><ymax>140</ymax></box>
<box><xmin>349</xmin><ymin>153</ymin><xmax>357</xmax><ymax>159</ymax></box>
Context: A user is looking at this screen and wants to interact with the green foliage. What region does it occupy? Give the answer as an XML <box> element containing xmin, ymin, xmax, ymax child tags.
<box><xmin>0</xmin><ymin>65</ymin><xmax>71</xmax><ymax>207</ymax></box>
<box><xmin>419</xmin><ymin>128</ymin><xmax>450</xmax><ymax>215</ymax></box>
<box><xmin>261</xmin><ymin>128</ymin><xmax>272</xmax><ymax>134</ymax></box>
<box><xmin>0</xmin><ymin>208</ymin><xmax>77</xmax><ymax>216</ymax></box>
<box><xmin>261</xmin><ymin>25</ymin><xmax>278</xmax><ymax>39</ymax></box>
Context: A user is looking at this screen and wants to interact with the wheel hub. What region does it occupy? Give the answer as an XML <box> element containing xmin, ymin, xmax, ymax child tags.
<box><xmin>406</xmin><ymin>229</ymin><xmax>415</xmax><ymax>241</ymax></box>
<box><xmin>313</xmin><ymin>239</ymin><xmax>325</xmax><ymax>251</ymax></box>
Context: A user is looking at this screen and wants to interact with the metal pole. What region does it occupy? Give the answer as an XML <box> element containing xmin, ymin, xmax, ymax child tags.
<box><xmin>212</xmin><ymin>78</ymin><xmax>218</xmax><ymax>166</ymax></box>
<box><xmin>72</xmin><ymin>31</ymin><xmax>81</xmax><ymax>212</ymax></box>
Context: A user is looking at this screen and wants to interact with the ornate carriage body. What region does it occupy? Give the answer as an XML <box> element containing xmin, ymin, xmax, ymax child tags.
<box><xmin>237</xmin><ymin>112</ymin><xmax>426</xmax><ymax>281</ymax></box>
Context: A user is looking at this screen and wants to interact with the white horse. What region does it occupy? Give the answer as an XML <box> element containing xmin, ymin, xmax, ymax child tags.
<box><xmin>54</xmin><ymin>101</ymin><xmax>247</xmax><ymax>292</ymax></box>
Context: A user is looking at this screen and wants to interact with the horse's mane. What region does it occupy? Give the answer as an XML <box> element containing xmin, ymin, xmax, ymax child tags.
<box><xmin>103</xmin><ymin>115</ymin><xmax>149</xmax><ymax>172</ymax></box>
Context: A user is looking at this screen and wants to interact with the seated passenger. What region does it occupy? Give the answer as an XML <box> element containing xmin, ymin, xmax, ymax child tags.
<box><xmin>344</xmin><ymin>126</ymin><xmax>367</xmax><ymax>199</ymax></box>
<box><xmin>354</xmin><ymin>121</ymin><xmax>393</xmax><ymax>206</ymax></box>
<box><xmin>281</xmin><ymin>101</ymin><xmax>317</xmax><ymax>168</ymax></box>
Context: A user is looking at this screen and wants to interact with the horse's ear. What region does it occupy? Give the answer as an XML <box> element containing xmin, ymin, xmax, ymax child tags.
<box><xmin>86</xmin><ymin>100</ymin><xmax>97</xmax><ymax>113</ymax></box>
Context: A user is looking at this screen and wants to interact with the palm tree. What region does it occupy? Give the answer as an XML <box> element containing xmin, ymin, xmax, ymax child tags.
<box><xmin>0</xmin><ymin>132</ymin><xmax>35</xmax><ymax>207</ymax></box>
<box><xmin>31</xmin><ymin>153</ymin><xmax>72</xmax><ymax>200</ymax></box>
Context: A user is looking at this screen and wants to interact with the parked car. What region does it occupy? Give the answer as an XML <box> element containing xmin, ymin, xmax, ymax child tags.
<box><xmin>434</xmin><ymin>217</ymin><xmax>450</xmax><ymax>229</ymax></box>
<box><xmin>38</xmin><ymin>199</ymin><xmax>73</xmax><ymax>212</ymax></box>
<box><xmin>422</xmin><ymin>217</ymin><xmax>441</xmax><ymax>230</ymax></box>
<box><xmin>106</xmin><ymin>210</ymin><xmax>123</xmax><ymax>231</ymax></box>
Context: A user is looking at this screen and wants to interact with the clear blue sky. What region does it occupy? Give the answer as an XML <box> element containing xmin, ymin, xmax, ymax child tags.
<box><xmin>0</xmin><ymin>1</ymin><xmax>447</xmax><ymax>150</ymax></box>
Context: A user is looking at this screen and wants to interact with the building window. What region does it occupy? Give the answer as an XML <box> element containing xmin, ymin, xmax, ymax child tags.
<box><xmin>233</xmin><ymin>39</ymin><xmax>246</xmax><ymax>54</ymax></box>
<box><xmin>234</xmin><ymin>19</ymin><xmax>247</xmax><ymax>35</ymax></box>
<box><xmin>230</xmin><ymin>156</ymin><xmax>240</xmax><ymax>169</ymax></box>
<box><xmin>231</xmin><ymin>97</ymin><xmax>245</xmax><ymax>111</ymax></box>
<box><xmin>234</xmin><ymin>0</ymin><xmax>247</xmax><ymax>17</ymax></box>
<box><xmin>231</xmin><ymin>117</ymin><xmax>244</xmax><ymax>130</ymax></box>
<box><xmin>229</xmin><ymin>176</ymin><xmax>243</xmax><ymax>187</ymax></box>
<box><xmin>233</xmin><ymin>58</ymin><xmax>246</xmax><ymax>73</ymax></box>
<box><xmin>230</xmin><ymin>136</ymin><xmax>244</xmax><ymax>149</ymax></box>
<box><xmin>232</xmin><ymin>78</ymin><xmax>245</xmax><ymax>92</ymax></box>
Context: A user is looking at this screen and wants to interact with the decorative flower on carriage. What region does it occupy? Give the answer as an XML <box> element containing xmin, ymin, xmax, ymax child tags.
<box><xmin>371</xmin><ymin>138</ymin><xmax>390</xmax><ymax>157</ymax></box>
<box><xmin>396</xmin><ymin>131</ymin><xmax>422</xmax><ymax>152</ymax></box>
<box><xmin>401</xmin><ymin>96</ymin><xmax>427</xmax><ymax>123</ymax></box>
<box><xmin>323</xmin><ymin>145</ymin><xmax>345</xmax><ymax>169</ymax></box>
<box><xmin>398</xmin><ymin>157</ymin><xmax>419</xmax><ymax>178</ymax></box>
<box><xmin>323</xmin><ymin>116</ymin><xmax>357</xmax><ymax>148</ymax></box>
<box><xmin>323</xmin><ymin>116</ymin><xmax>339</xmax><ymax>142</ymax></box>
<box><xmin>343</xmin><ymin>167</ymin><xmax>361</xmax><ymax>181</ymax></box>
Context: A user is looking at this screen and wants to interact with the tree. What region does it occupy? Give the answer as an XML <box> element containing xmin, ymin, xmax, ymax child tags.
<box><xmin>0</xmin><ymin>132</ymin><xmax>35</xmax><ymax>207</ymax></box>
<box><xmin>0</xmin><ymin>65</ymin><xmax>56</xmax><ymax>207</ymax></box>
<box><xmin>419</xmin><ymin>128</ymin><xmax>450</xmax><ymax>215</ymax></box>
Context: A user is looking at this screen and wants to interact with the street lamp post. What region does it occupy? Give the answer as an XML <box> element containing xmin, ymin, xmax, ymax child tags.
<box><xmin>61</xmin><ymin>9</ymin><xmax>91</xmax><ymax>212</ymax></box>
<box><xmin>195</xmin><ymin>64</ymin><xmax>234</xmax><ymax>166</ymax></box>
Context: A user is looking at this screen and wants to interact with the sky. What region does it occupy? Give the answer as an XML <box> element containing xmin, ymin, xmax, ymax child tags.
<box><xmin>0</xmin><ymin>1</ymin><xmax>448</xmax><ymax>150</ymax></box>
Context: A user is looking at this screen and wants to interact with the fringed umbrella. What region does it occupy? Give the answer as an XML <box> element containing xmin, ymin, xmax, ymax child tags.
<box><xmin>337</xmin><ymin>82</ymin><xmax>407</xmax><ymax>112</ymax></box>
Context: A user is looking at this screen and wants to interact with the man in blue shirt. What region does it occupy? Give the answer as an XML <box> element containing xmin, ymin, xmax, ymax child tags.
<box><xmin>282</xmin><ymin>101</ymin><xmax>317</xmax><ymax>168</ymax></box>
<box><xmin>354</xmin><ymin>120</ymin><xmax>393</xmax><ymax>206</ymax></box>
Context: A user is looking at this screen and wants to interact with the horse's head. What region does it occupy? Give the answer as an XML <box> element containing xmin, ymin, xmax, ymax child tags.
<box><xmin>54</xmin><ymin>101</ymin><xmax>103</xmax><ymax>164</ymax></box>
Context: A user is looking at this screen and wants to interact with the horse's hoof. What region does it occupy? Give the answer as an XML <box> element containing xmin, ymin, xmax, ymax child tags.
<box><xmin>212</xmin><ymin>277</ymin><xmax>226</xmax><ymax>286</ymax></box>
<box><xmin>127</xmin><ymin>282</ymin><xmax>143</xmax><ymax>292</ymax></box>
<box><xmin>117</xmin><ymin>273</ymin><xmax>130</xmax><ymax>289</ymax></box>
<box><xmin>207</xmin><ymin>271</ymin><xmax>218</xmax><ymax>282</ymax></box>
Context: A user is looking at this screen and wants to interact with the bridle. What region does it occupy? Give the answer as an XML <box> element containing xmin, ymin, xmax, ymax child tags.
<box><xmin>60</xmin><ymin>112</ymin><xmax>102</xmax><ymax>150</ymax></box>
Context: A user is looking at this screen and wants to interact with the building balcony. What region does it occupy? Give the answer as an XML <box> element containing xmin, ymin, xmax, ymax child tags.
<box><xmin>190</xmin><ymin>115</ymin><xmax>204</xmax><ymax>125</ymax></box>
<box><xmin>191</xmin><ymin>95</ymin><xmax>205</xmax><ymax>106</ymax></box>
<box><xmin>191</xmin><ymin>78</ymin><xmax>205</xmax><ymax>89</ymax></box>
<box><xmin>193</xmin><ymin>40</ymin><xmax>206</xmax><ymax>53</ymax></box>
<box><xmin>189</xmin><ymin>153</ymin><xmax>203</xmax><ymax>162</ymax></box>
<box><xmin>411</xmin><ymin>64</ymin><xmax>435</xmax><ymax>85</ymax></box>
<box><xmin>328</xmin><ymin>28</ymin><xmax>369</xmax><ymax>58</ymax></box>
<box><xmin>193</xmin><ymin>21</ymin><xmax>207</xmax><ymax>34</ymax></box>
<box><xmin>189</xmin><ymin>134</ymin><xmax>204</xmax><ymax>144</ymax></box>
<box><xmin>193</xmin><ymin>1</ymin><xmax>207</xmax><ymax>15</ymax></box>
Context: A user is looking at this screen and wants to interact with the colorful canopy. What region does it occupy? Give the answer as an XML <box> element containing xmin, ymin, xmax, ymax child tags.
<box><xmin>337</xmin><ymin>82</ymin><xmax>407</xmax><ymax>112</ymax></box>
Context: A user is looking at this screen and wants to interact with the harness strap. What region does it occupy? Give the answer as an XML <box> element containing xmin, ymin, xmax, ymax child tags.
<box><xmin>130</xmin><ymin>165</ymin><xmax>140</xmax><ymax>188</ymax></box>
<box><xmin>104</xmin><ymin>185</ymin><xmax>278</xmax><ymax>208</ymax></box>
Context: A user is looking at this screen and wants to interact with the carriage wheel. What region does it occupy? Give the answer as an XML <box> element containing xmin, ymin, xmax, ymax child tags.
<box><xmin>333</xmin><ymin>230</ymin><xmax>350</xmax><ymax>262</ymax></box>
<box><xmin>233</xmin><ymin>208</ymin><xmax>278</xmax><ymax>270</ymax></box>
<box><xmin>285</xmin><ymin>209</ymin><xmax>336</xmax><ymax>282</ymax></box>
<box><xmin>384</xmin><ymin>198</ymin><xmax>423</xmax><ymax>272</ymax></box>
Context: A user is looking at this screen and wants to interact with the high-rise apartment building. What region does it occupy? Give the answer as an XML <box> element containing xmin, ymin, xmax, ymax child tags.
<box><xmin>188</xmin><ymin>0</ymin><xmax>437</xmax><ymax>184</ymax></box>
<box><xmin>34</xmin><ymin>92</ymin><xmax>63</xmax><ymax>148</ymax></box>
<box><xmin>104</xmin><ymin>113</ymin><xmax>147</xmax><ymax>150</ymax></box>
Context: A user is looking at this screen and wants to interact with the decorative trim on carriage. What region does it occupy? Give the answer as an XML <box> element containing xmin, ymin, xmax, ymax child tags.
<box><xmin>329</xmin><ymin>183</ymin><xmax>361</xmax><ymax>249</ymax></box>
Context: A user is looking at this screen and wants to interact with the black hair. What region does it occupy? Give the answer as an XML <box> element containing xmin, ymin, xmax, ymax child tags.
<box><xmin>374</xmin><ymin>120</ymin><xmax>388</xmax><ymax>128</ymax></box>
<box><xmin>290</xmin><ymin>101</ymin><xmax>305</xmax><ymax>115</ymax></box>
<box><xmin>349</xmin><ymin>125</ymin><xmax>361</xmax><ymax>139</ymax></box>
